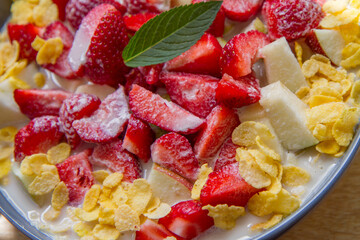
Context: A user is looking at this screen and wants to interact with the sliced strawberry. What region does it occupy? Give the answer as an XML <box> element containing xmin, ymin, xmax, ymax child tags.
<box><xmin>220</xmin><ymin>30</ymin><xmax>270</xmax><ymax>79</ymax></box>
<box><xmin>125</xmin><ymin>0</ymin><xmax>162</xmax><ymax>15</ymax></box>
<box><xmin>165</xmin><ymin>33</ymin><xmax>222</xmax><ymax>77</ymax></box>
<box><xmin>200</xmin><ymin>163</ymin><xmax>261</xmax><ymax>206</ymax></box>
<box><xmin>122</xmin><ymin>115</ymin><xmax>155</xmax><ymax>162</ymax></box>
<box><xmin>158</xmin><ymin>200</ymin><xmax>214</xmax><ymax>240</ymax></box>
<box><xmin>72</xmin><ymin>86</ymin><xmax>130</xmax><ymax>143</ymax></box>
<box><xmin>14</xmin><ymin>116</ymin><xmax>64</xmax><ymax>162</ymax></box>
<box><xmin>151</xmin><ymin>132</ymin><xmax>200</xmax><ymax>182</ymax></box>
<box><xmin>42</xmin><ymin>21</ymin><xmax>74</xmax><ymax>49</ymax></box>
<box><xmin>192</xmin><ymin>0</ymin><xmax>225</xmax><ymax>37</ymax></box>
<box><xmin>136</xmin><ymin>219</ymin><xmax>179</xmax><ymax>240</ymax></box>
<box><xmin>139</xmin><ymin>64</ymin><xmax>164</xmax><ymax>86</ymax></box>
<box><xmin>213</xmin><ymin>138</ymin><xmax>238</xmax><ymax>171</ymax></box>
<box><xmin>7</xmin><ymin>23</ymin><xmax>41</xmax><ymax>61</ymax></box>
<box><xmin>262</xmin><ymin>0</ymin><xmax>324</xmax><ymax>41</ymax></box>
<box><xmin>305</xmin><ymin>29</ymin><xmax>327</xmax><ymax>59</ymax></box>
<box><xmin>193</xmin><ymin>105</ymin><xmax>239</xmax><ymax>163</ymax></box>
<box><xmin>59</xmin><ymin>93</ymin><xmax>101</xmax><ymax>149</ymax></box>
<box><xmin>56</xmin><ymin>149</ymin><xmax>94</xmax><ymax>206</ymax></box>
<box><xmin>129</xmin><ymin>84</ymin><xmax>205</xmax><ymax>135</ymax></box>
<box><xmin>160</xmin><ymin>72</ymin><xmax>218</xmax><ymax>118</ymax></box>
<box><xmin>52</xmin><ymin>0</ymin><xmax>70</xmax><ymax>21</ymax></box>
<box><xmin>124</xmin><ymin>68</ymin><xmax>157</xmax><ymax>95</ymax></box>
<box><xmin>216</xmin><ymin>73</ymin><xmax>261</xmax><ymax>108</ymax></box>
<box><xmin>124</xmin><ymin>12</ymin><xmax>158</xmax><ymax>32</ymax></box>
<box><xmin>91</xmin><ymin>139</ymin><xmax>142</xmax><ymax>182</ymax></box>
<box><xmin>222</xmin><ymin>0</ymin><xmax>263</xmax><ymax>22</ymax></box>
<box><xmin>68</xmin><ymin>4</ymin><xmax>129</xmax><ymax>86</ymax></box>
<box><xmin>65</xmin><ymin>0</ymin><xmax>126</xmax><ymax>30</ymax></box>
<box><xmin>14</xmin><ymin>89</ymin><xmax>71</xmax><ymax>119</ymax></box>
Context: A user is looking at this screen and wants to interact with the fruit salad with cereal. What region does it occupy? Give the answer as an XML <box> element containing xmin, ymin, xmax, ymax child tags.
<box><xmin>0</xmin><ymin>0</ymin><xmax>360</xmax><ymax>239</ymax></box>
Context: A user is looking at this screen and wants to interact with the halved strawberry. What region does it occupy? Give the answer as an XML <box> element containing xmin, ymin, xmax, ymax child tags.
<box><xmin>136</xmin><ymin>219</ymin><xmax>179</xmax><ymax>240</ymax></box>
<box><xmin>129</xmin><ymin>84</ymin><xmax>205</xmax><ymax>135</ymax></box>
<box><xmin>192</xmin><ymin>0</ymin><xmax>225</xmax><ymax>37</ymax></box>
<box><xmin>216</xmin><ymin>73</ymin><xmax>261</xmax><ymax>108</ymax></box>
<box><xmin>56</xmin><ymin>149</ymin><xmax>94</xmax><ymax>206</ymax></box>
<box><xmin>220</xmin><ymin>30</ymin><xmax>270</xmax><ymax>79</ymax></box>
<box><xmin>42</xmin><ymin>21</ymin><xmax>74</xmax><ymax>49</ymax></box>
<box><xmin>151</xmin><ymin>132</ymin><xmax>200</xmax><ymax>182</ymax></box>
<box><xmin>193</xmin><ymin>105</ymin><xmax>239</xmax><ymax>163</ymax></box>
<box><xmin>72</xmin><ymin>86</ymin><xmax>130</xmax><ymax>143</ymax></box>
<box><xmin>139</xmin><ymin>64</ymin><xmax>164</xmax><ymax>86</ymax></box>
<box><xmin>262</xmin><ymin>0</ymin><xmax>324</xmax><ymax>41</ymax></box>
<box><xmin>213</xmin><ymin>137</ymin><xmax>238</xmax><ymax>171</ymax></box>
<box><xmin>68</xmin><ymin>4</ymin><xmax>129</xmax><ymax>86</ymax></box>
<box><xmin>91</xmin><ymin>139</ymin><xmax>142</xmax><ymax>182</ymax></box>
<box><xmin>7</xmin><ymin>23</ymin><xmax>42</xmax><ymax>61</ymax></box>
<box><xmin>65</xmin><ymin>0</ymin><xmax>126</xmax><ymax>30</ymax></box>
<box><xmin>14</xmin><ymin>89</ymin><xmax>71</xmax><ymax>119</ymax></box>
<box><xmin>200</xmin><ymin>163</ymin><xmax>261</xmax><ymax>206</ymax></box>
<box><xmin>124</xmin><ymin>68</ymin><xmax>157</xmax><ymax>95</ymax></box>
<box><xmin>59</xmin><ymin>93</ymin><xmax>101</xmax><ymax>149</ymax></box>
<box><xmin>158</xmin><ymin>200</ymin><xmax>214</xmax><ymax>240</ymax></box>
<box><xmin>160</xmin><ymin>72</ymin><xmax>218</xmax><ymax>118</ymax></box>
<box><xmin>52</xmin><ymin>0</ymin><xmax>70</xmax><ymax>21</ymax></box>
<box><xmin>122</xmin><ymin>115</ymin><xmax>155</xmax><ymax>162</ymax></box>
<box><xmin>165</xmin><ymin>33</ymin><xmax>222</xmax><ymax>77</ymax></box>
<box><xmin>222</xmin><ymin>0</ymin><xmax>263</xmax><ymax>22</ymax></box>
<box><xmin>125</xmin><ymin>0</ymin><xmax>162</xmax><ymax>15</ymax></box>
<box><xmin>14</xmin><ymin>116</ymin><xmax>64</xmax><ymax>162</ymax></box>
<box><xmin>124</xmin><ymin>12</ymin><xmax>158</xmax><ymax>32</ymax></box>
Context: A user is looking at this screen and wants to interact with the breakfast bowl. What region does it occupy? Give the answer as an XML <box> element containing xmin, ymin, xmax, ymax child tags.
<box><xmin>1</xmin><ymin>0</ymin><xmax>360</xmax><ymax>240</ymax></box>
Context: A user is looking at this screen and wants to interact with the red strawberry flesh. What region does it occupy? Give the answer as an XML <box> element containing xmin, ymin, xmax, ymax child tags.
<box><xmin>136</xmin><ymin>219</ymin><xmax>179</xmax><ymax>240</ymax></box>
<box><xmin>124</xmin><ymin>12</ymin><xmax>158</xmax><ymax>32</ymax></box>
<box><xmin>214</xmin><ymin>137</ymin><xmax>238</xmax><ymax>171</ymax></box>
<box><xmin>222</xmin><ymin>0</ymin><xmax>263</xmax><ymax>22</ymax></box>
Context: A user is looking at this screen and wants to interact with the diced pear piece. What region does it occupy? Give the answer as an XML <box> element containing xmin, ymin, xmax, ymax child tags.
<box><xmin>260</xmin><ymin>37</ymin><xmax>308</xmax><ymax>92</ymax></box>
<box><xmin>259</xmin><ymin>81</ymin><xmax>318</xmax><ymax>150</ymax></box>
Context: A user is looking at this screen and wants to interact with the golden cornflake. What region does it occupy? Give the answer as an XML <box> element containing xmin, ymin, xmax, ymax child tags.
<box><xmin>36</xmin><ymin>37</ymin><xmax>63</xmax><ymax>65</ymax></box>
<box><xmin>145</xmin><ymin>197</ymin><xmax>161</xmax><ymax>213</ymax></box>
<box><xmin>74</xmin><ymin>207</ymin><xmax>100</xmax><ymax>222</ymax></box>
<box><xmin>267</xmin><ymin>177</ymin><xmax>282</xmax><ymax>195</ymax></box>
<box><xmin>334</xmin><ymin>146</ymin><xmax>347</xmax><ymax>157</ymax></box>
<box><xmin>312</xmin><ymin>123</ymin><xmax>333</xmax><ymax>141</ymax></box>
<box><xmin>351</xmin><ymin>80</ymin><xmax>360</xmax><ymax>106</ymax></box>
<box><xmin>43</xmin><ymin>207</ymin><xmax>61</xmax><ymax>221</ymax></box>
<box><xmin>203</xmin><ymin>204</ymin><xmax>245</xmax><ymax>230</ymax></box>
<box><xmin>0</xmin><ymin>147</ymin><xmax>13</xmax><ymax>161</ymax></box>
<box><xmin>83</xmin><ymin>184</ymin><xmax>101</xmax><ymax>212</ymax></box>
<box><xmin>93</xmin><ymin>170</ymin><xmax>110</xmax><ymax>184</ymax></box>
<box><xmin>92</xmin><ymin>224</ymin><xmax>120</xmax><ymax>240</ymax></box>
<box><xmin>73</xmin><ymin>222</ymin><xmax>94</xmax><ymax>237</ymax></box>
<box><xmin>47</xmin><ymin>143</ymin><xmax>71</xmax><ymax>164</ymax></box>
<box><xmin>20</xmin><ymin>156</ymin><xmax>34</xmax><ymax>176</ymax></box>
<box><xmin>255</xmin><ymin>136</ymin><xmax>281</xmax><ymax>161</ymax></box>
<box><xmin>316</xmin><ymin>140</ymin><xmax>341</xmax><ymax>154</ymax></box>
<box><xmin>0</xmin><ymin>126</ymin><xmax>17</xmax><ymax>142</ymax></box>
<box><xmin>253</xmin><ymin>18</ymin><xmax>267</xmax><ymax>34</ymax></box>
<box><xmin>306</xmin><ymin>102</ymin><xmax>347</xmax><ymax>130</ymax></box>
<box><xmin>282</xmin><ymin>166</ymin><xmax>311</xmax><ymax>187</ymax></box>
<box><xmin>0</xmin><ymin>59</ymin><xmax>27</xmax><ymax>82</ymax></box>
<box><xmin>33</xmin><ymin>72</ymin><xmax>46</xmax><ymax>87</ymax></box>
<box><xmin>302</xmin><ymin>59</ymin><xmax>319</xmax><ymax>78</ymax></box>
<box><xmin>10</xmin><ymin>0</ymin><xmax>36</xmax><ymax>24</ymax></box>
<box><xmin>271</xmin><ymin>189</ymin><xmax>300</xmax><ymax>215</ymax></box>
<box><xmin>99</xmin><ymin>207</ymin><xmax>115</xmax><ymax>225</ymax></box>
<box><xmin>308</xmin><ymin>95</ymin><xmax>340</xmax><ymax>108</ymax></box>
<box><xmin>294</xmin><ymin>41</ymin><xmax>303</xmax><ymax>67</ymax></box>
<box><xmin>32</xmin><ymin>0</ymin><xmax>59</xmax><ymax>27</ymax></box>
<box><xmin>0</xmin><ymin>41</ymin><xmax>19</xmax><ymax>70</ymax></box>
<box><xmin>125</xmin><ymin>179</ymin><xmax>152</xmax><ymax>215</ymax></box>
<box><xmin>99</xmin><ymin>200</ymin><xmax>117</xmax><ymax>210</ymax></box>
<box><xmin>0</xmin><ymin>158</ymin><xmax>11</xmax><ymax>179</ymax></box>
<box><xmin>103</xmin><ymin>172</ymin><xmax>123</xmax><ymax>188</ymax></box>
<box><xmin>28</xmin><ymin>153</ymin><xmax>49</xmax><ymax>175</ymax></box>
<box><xmin>52</xmin><ymin>181</ymin><xmax>69</xmax><ymax>210</ymax></box>
<box><xmin>191</xmin><ymin>164</ymin><xmax>212</xmax><ymax>200</ymax></box>
<box><xmin>28</xmin><ymin>171</ymin><xmax>60</xmax><ymax>195</ymax></box>
<box><xmin>248</xmin><ymin>191</ymin><xmax>277</xmax><ymax>217</ymax></box>
<box><xmin>332</xmin><ymin>107</ymin><xmax>360</xmax><ymax>146</ymax></box>
<box><xmin>295</xmin><ymin>86</ymin><xmax>310</xmax><ymax>100</ymax></box>
<box><xmin>144</xmin><ymin>202</ymin><xmax>171</xmax><ymax>219</ymax></box>
<box><xmin>323</xmin><ymin>0</ymin><xmax>348</xmax><ymax>13</ymax></box>
<box><xmin>40</xmin><ymin>164</ymin><xmax>58</xmax><ymax>175</ymax></box>
<box><xmin>248</xmin><ymin>149</ymin><xmax>278</xmax><ymax>178</ymax></box>
<box><xmin>111</xmin><ymin>185</ymin><xmax>128</xmax><ymax>206</ymax></box>
<box><xmin>232</xmin><ymin>121</ymin><xmax>273</xmax><ymax>147</ymax></box>
<box><xmin>7</xmin><ymin>76</ymin><xmax>30</xmax><ymax>90</ymax></box>
<box><xmin>114</xmin><ymin>204</ymin><xmax>140</xmax><ymax>232</ymax></box>
<box><xmin>251</xmin><ymin>214</ymin><xmax>283</xmax><ymax>231</ymax></box>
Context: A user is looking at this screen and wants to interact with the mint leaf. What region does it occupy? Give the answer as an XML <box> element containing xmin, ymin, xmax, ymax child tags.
<box><xmin>122</xmin><ymin>1</ymin><xmax>223</xmax><ymax>67</ymax></box>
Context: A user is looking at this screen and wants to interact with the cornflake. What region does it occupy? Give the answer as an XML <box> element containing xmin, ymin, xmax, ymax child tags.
<box><xmin>232</xmin><ymin>121</ymin><xmax>273</xmax><ymax>147</ymax></box>
<box><xmin>0</xmin><ymin>158</ymin><xmax>11</xmax><ymax>179</ymax></box>
<box><xmin>282</xmin><ymin>166</ymin><xmax>311</xmax><ymax>187</ymax></box>
<box><xmin>93</xmin><ymin>170</ymin><xmax>110</xmax><ymax>184</ymax></box>
<box><xmin>333</xmin><ymin>108</ymin><xmax>360</xmax><ymax>146</ymax></box>
<box><xmin>28</xmin><ymin>171</ymin><xmax>60</xmax><ymax>195</ymax></box>
<box><xmin>0</xmin><ymin>126</ymin><xmax>17</xmax><ymax>142</ymax></box>
<box><xmin>316</xmin><ymin>140</ymin><xmax>341</xmax><ymax>154</ymax></box>
<box><xmin>83</xmin><ymin>184</ymin><xmax>101</xmax><ymax>212</ymax></box>
<box><xmin>203</xmin><ymin>204</ymin><xmax>245</xmax><ymax>230</ymax></box>
<box><xmin>103</xmin><ymin>172</ymin><xmax>123</xmax><ymax>188</ymax></box>
<box><xmin>125</xmin><ymin>179</ymin><xmax>152</xmax><ymax>215</ymax></box>
<box><xmin>52</xmin><ymin>181</ymin><xmax>69</xmax><ymax>210</ymax></box>
<box><xmin>43</xmin><ymin>207</ymin><xmax>61</xmax><ymax>221</ymax></box>
<box><xmin>47</xmin><ymin>143</ymin><xmax>71</xmax><ymax>164</ymax></box>
<box><xmin>143</xmin><ymin>202</ymin><xmax>171</xmax><ymax>219</ymax></box>
<box><xmin>114</xmin><ymin>204</ymin><xmax>140</xmax><ymax>232</ymax></box>
<box><xmin>251</xmin><ymin>214</ymin><xmax>283</xmax><ymax>231</ymax></box>
<box><xmin>98</xmin><ymin>207</ymin><xmax>115</xmax><ymax>225</ymax></box>
<box><xmin>92</xmin><ymin>224</ymin><xmax>120</xmax><ymax>240</ymax></box>
<box><xmin>35</xmin><ymin>37</ymin><xmax>63</xmax><ymax>65</ymax></box>
<box><xmin>73</xmin><ymin>222</ymin><xmax>94</xmax><ymax>237</ymax></box>
<box><xmin>191</xmin><ymin>164</ymin><xmax>212</xmax><ymax>200</ymax></box>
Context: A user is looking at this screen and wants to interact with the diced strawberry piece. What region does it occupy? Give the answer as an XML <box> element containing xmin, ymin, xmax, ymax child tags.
<box><xmin>151</xmin><ymin>132</ymin><xmax>200</xmax><ymax>182</ymax></box>
<box><xmin>165</xmin><ymin>33</ymin><xmax>222</xmax><ymax>77</ymax></box>
<box><xmin>56</xmin><ymin>149</ymin><xmax>94</xmax><ymax>206</ymax></box>
<box><xmin>136</xmin><ymin>219</ymin><xmax>179</xmax><ymax>240</ymax></box>
<box><xmin>52</xmin><ymin>0</ymin><xmax>70</xmax><ymax>21</ymax></box>
<box><xmin>124</xmin><ymin>68</ymin><xmax>157</xmax><ymax>95</ymax></box>
<box><xmin>158</xmin><ymin>200</ymin><xmax>214</xmax><ymax>240</ymax></box>
<box><xmin>193</xmin><ymin>105</ymin><xmax>239</xmax><ymax>163</ymax></box>
<box><xmin>213</xmin><ymin>138</ymin><xmax>237</xmax><ymax>171</ymax></box>
<box><xmin>42</xmin><ymin>21</ymin><xmax>74</xmax><ymax>49</ymax></box>
<box><xmin>45</xmin><ymin>49</ymin><xmax>82</xmax><ymax>79</ymax></box>
<box><xmin>200</xmin><ymin>163</ymin><xmax>261</xmax><ymax>206</ymax></box>
<box><xmin>192</xmin><ymin>0</ymin><xmax>225</xmax><ymax>37</ymax></box>
<box><xmin>222</xmin><ymin>0</ymin><xmax>263</xmax><ymax>22</ymax></box>
<box><xmin>14</xmin><ymin>116</ymin><xmax>64</xmax><ymax>162</ymax></box>
<box><xmin>68</xmin><ymin>4</ymin><xmax>129</xmax><ymax>86</ymax></box>
<box><xmin>129</xmin><ymin>84</ymin><xmax>205</xmax><ymax>135</ymax></box>
<box><xmin>160</xmin><ymin>72</ymin><xmax>218</xmax><ymax>118</ymax></box>
<box><xmin>139</xmin><ymin>64</ymin><xmax>164</xmax><ymax>86</ymax></box>
<box><xmin>59</xmin><ymin>93</ymin><xmax>101</xmax><ymax>149</ymax></box>
<box><xmin>91</xmin><ymin>139</ymin><xmax>142</xmax><ymax>182</ymax></box>
<box><xmin>220</xmin><ymin>30</ymin><xmax>270</xmax><ymax>79</ymax></box>
<box><xmin>124</xmin><ymin>12</ymin><xmax>158</xmax><ymax>32</ymax></box>
<box><xmin>122</xmin><ymin>115</ymin><xmax>155</xmax><ymax>162</ymax></box>
<box><xmin>72</xmin><ymin>86</ymin><xmax>130</xmax><ymax>143</ymax></box>
<box><xmin>216</xmin><ymin>73</ymin><xmax>261</xmax><ymax>108</ymax></box>
<box><xmin>14</xmin><ymin>89</ymin><xmax>71</xmax><ymax>119</ymax></box>
<box><xmin>125</xmin><ymin>0</ymin><xmax>162</xmax><ymax>15</ymax></box>
<box><xmin>65</xmin><ymin>0</ymin><xmax>126</xmax><ymax>30</ymax></box>
<box><xmin>7</xmin><ymin>23</ymin><xmax>42</xmax><ymax>61</ymax></box>
<box><xmin>262</xmin><ymin>0</ymin><xmax>324</xmax><ymax>41</ymax></box>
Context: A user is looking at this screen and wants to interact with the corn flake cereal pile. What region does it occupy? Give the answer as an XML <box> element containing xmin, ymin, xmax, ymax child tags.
<box><xmin>0</xmin><ymin>126</ymin><xmax>17</xmax><ymax>184</ymax></box>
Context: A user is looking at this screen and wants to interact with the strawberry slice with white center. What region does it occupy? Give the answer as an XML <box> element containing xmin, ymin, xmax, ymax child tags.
<box><xmin>68</xmin><ymin>4</ymin><xmax>129</xmax><ymax>86</ymax></box>
<box><xmin>200</xmin><ymin>163</ymin><xmax>261</xmax><ymax>206</ymax></box>
<box><xmin>213</xmin><ymin>137</ymin><xmax>238</xmax><ymax>171</ymax></box>
<box><xmin>151</xmin><ymin>132</ymin><xmax>200</xmax><ymax>182</ymax></box>
<box><xmin>122</xmin><ymin>115</ymin><xmax>155</xmax><ymax>162</ymax></box>
<box><xmin>59</xmin><ymin>93</ymin><xmax>101</xmax><ymax>149</ymax></box>
<box><xmin>158</xmin><ymin>200</ymin><xmax>214</xmax><ymax>240</ymax></box>
<box><xmin>72</xmin><ymin>86</ymin><xmax>130</xmax><ymax>143</ymax></box>
<box><xmin>14</xmin><ymin>116</ymin><xmax>64</xmax><ymax>162</ymax></box>
<box><xmin>220</xmin><ymin>30</ymin><xmax>270</xmax><ymax>79</ymax></box>
<box><xmin>194</xmin><ymin>105</ymin><xmax>239</xmax><ymax>163</ymax></box>
<box><xmin>91</xmin><ymin>139</ymin><xmax>142</xmax><ymax>182</ymax></box>
<box><xmin>14</xmin><ymin>89</ymin><xmax>71</xmax><ymax>119</ymax></box>
<box><xmin>222</xmin><ymin>0</ymin><xmax>263</xmax><ymax>22</ymax></box>
<box><xmin>129</xmin><ymin>84</ymin><xmax>205</xmax><ymax>135</ymax></box>
<box><xmin>160</xmin><ymin>72</ymin><xmax>218</xmax><ymax>119</ymax></box>
<box><xmin>165</xmin><ymin>33</ymin><xmax>222</xmax><ymax>78</ymax></box>
<box><xmin>56</xmin><ymin>149</ymin><xmax>94</xmax><ymax>206</ymax></box>
<box><xmin>136</xmin><ymin>219</ymin><xmax>179</xmax><ymax>240</ymax></box>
